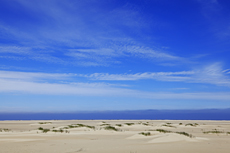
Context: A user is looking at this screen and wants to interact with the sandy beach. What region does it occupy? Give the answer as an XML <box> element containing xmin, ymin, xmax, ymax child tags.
<box><xmin>0</xmin><ymin>120</ymin><xmax>230</xmax><ymax>153</ymax></box>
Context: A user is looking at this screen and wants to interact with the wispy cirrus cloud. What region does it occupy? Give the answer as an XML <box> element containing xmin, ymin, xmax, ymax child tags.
<box><xmin>88</xmin><ymin>71</ymin><xmax>193</xmax><ymax>81</ymax></box>
<box><xmin>1</xmin><ymin>62</ymin><xmax>229</xmax><ymax>89</ymax></box>
<box><xmin>0</xmin><ymin>70</ymin><xmax>72</xmax><ymax>82</ymax></box>
<box><xmin>0</xmin><ymin>0</ymin><xmax>184</xmax><ymax>66</ymax></box>
<box><xmin>87</xmin><ymin>63</ymin><xmax>230</xmax><ymax>87</ymax></box>
<box><xmin>1</xmin><ymin>70</ymin><xmax>230</xmax><ymax>101</ymax></box>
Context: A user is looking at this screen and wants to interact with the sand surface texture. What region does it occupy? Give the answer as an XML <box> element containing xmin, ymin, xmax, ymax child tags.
<box><xmin>0</xmin><ymin>120</ymin><xmax>229</xmax><ymax>153</ymax></box>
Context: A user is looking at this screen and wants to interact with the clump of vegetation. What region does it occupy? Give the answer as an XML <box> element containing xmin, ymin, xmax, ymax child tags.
<box><xmin>42</xmin><ymin>129</ymin><xmax>50</xmax><ymax>133</ymax></box>
<box><xmin>39</xmin><ymin>122</ymin><xmax>52</xmax><ymax>124</ymax></box>
<box><xmin>52</xmin><ymin>129</ymin><xmax>64</xmax><ymax>133</ymax></box>
<box><xmin>139</xmin><ymin>132</ymin><xmax>151</xmax><ymax>136</ymax></box>
<box><xmin>52</xmin><ymin>129</ymin><xmax>69</xmax><ymax>133</ymax></box>
<box><xmin>38</xmin><ymin>127</ymin><xmax>50</xmax><ymax>133</ymax></box>
<box><xmin>142</xmin><ymin>123</ymin><xmax>150</xmax><ymax>126</ymax></box>
<box><xmin>0</xmin><ymin>128</ymin><xmax>11</xmax><ymax>132</ymax></box>
<box><xmin>116</xmin><ymin>124</ymin><xmax>122</xmax><ymax>127</ymax></box>
<box><xmin>64</xmin><ymin>124</ymin><xmax>95</xmax><ymax>129</ymax></box>
<box><xmin>179</xmin><ymin>123</ymin><xmax>183</xmax><ymax>125</ymax></box>
<box><xmin>125</xmin><ymin>123</ymin><xmax>135</xmax><ymax>126</ymax></box>
<box><xmin>176</xmin><ymin>132</ymin><xmax>193</xmax><ymax>138</ymax></box>
<box><xmin>155</xmin><ymin>129</ymin><xmax>194</xmax><ymax>138</ymax></box>
<box><xmin>100</xmin><ymin>124</ymin><xmax>110</xmax><ymax>126</ymax></box>
<box><xmin>162</xmin><ymin>124</ymin><xmax>176</xmax><ymax>128</ymax></box>
<box><xmin>104</xmin><ymin>125</ymin><xmax>119</xmax><ymax>131</ymax></box>
<box><xmin>203</xmin><ymin>129</ymin><xmax>224</xmax><ymax>134</ymax></box>
<box><xmin>38</xmin><ymin>127</ymin><xmax>43</xmax><ymax>130</ymax></box>
<box><xmin>76</xmin><ymin>124</ymin><xmax>95</xmax><ymax>129</ymax></box>
<box><xmin>185</xmin><ymin>123</ymin><xmax>199</xmax><ymax>126</ymax></box>
<box><xmin>155</xmin><ymin>129</ymin><xmax>172</xmax><ymax>133</ymax></box>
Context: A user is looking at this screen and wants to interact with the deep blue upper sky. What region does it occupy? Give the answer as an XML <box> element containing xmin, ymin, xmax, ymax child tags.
<box><xmin>0</xmin><ymin>0</ymin><xmax>230</xmax><ymax>112</ymax></box>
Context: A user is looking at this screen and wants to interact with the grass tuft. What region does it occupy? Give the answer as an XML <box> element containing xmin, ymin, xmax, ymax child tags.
<box><xmin>125</xmin><ymin>123</ymin><xmax>135</xmax><ymax>126</ymax></box>
<box><xmin>52</xmin><ymin>129</ymin><xmax>69</xmax><ymax>133</ymax></box>
<box><xmin>162</xmin><ymin>124</ymin><xmax>176</xmax><ymax>128</ymax></box>
<box><xmin>139</xmin><ymin>132</ymin><xmax>151</xmax><ymax>136</ymax></box>
<box><xmin>176</xmin><ymin>131</ymin><xmax>193</xmax><ymax>138</ymax></box>
<box><xmin>38</xmin><ymin>127</ymin><xmax>50</xmax><ymax>133</ymax></box>
<box><xmin>203</xmin><ymin>129</ymin><xmax>224</xmax><ymax>134</ymax></box>
<box><xmin>65</xmin><ymin>124</ymin><xmax>95</xmax><ymax>129</ymax></box>
<box><xmin>185</xmin><ymin>123</ymin><xmax>199</xmax><ymax>126</ymax></box>
<box><xmin>155</xmin><ymin>129</ymin><xmax>172</xmax><ymax>133</ymax></box>
<box><xmin>0</xmin><ymin>128</ymin><xmax>11</xmax><ymax>132</ymax></box>
<box><xmin>142</xmin><ymin>123</ymin><xmax>150</xmax><ymax>126</ymax></box>
<box><xmin>100</xmin><ymin>124</ymin><xmax>110</xmax><ymax>126</ymax></box>
<box><xmin>42</xmin><ymin>129</ymin><xmax>50</xmax><ymax>133</ymax></box>
<box><xmin>39</xmin><ymin>122</ymin><xmax>52</xmax><ymax>124</ymax></box>
<box><xmin>104</xmin><ymin>126</ymin><xmax>119</xmax><ymax>131</ymax></box>
<box><xmin>155</xmin><ymin>129</ymin><xmax>194</xmax><ymax>138</ymax></box>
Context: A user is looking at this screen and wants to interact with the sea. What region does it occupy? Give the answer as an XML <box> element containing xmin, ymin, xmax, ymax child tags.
<box><xmin>0</xmin><ymin>109</ymin><xmax>230</xmax><ymax>120</ymax></box>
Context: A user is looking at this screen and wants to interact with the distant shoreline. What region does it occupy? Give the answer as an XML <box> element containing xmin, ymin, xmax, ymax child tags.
<box><xmin>1</xmin><ymin>109</ymin><xmax>230</xmax><ymax>120</ymax></box>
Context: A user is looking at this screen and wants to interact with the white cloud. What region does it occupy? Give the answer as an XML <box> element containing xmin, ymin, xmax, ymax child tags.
<box><xmin>125</xmin><ymin>46</ymin><xmax>180</xmax><ymax>60</ymax></box>
<box><xmin>0</xmin><ymin>70</ymin><xmax>73</xmax><ymax>82</ymax></box>
<box><xmin>0</xmin><ymin>46</ymin><xmax>30</xmax><ymax>54</ymax></box>
<box><xmin>87</xmin><ymin>63</ymin><xmax>230</xmax><ymax>87</ymax></box>
<box><xmin>0</xmin><ymin>0</ymin><xmax>184</xmax><ymax>66</ymax></box>
<box><xmin>191</xmin><ymin>63</ymin><xmax>230</xmax><ymax>86</ymax></box>
<box><xmin>223</xmin><ymin>69</ymin><xmax>230</xmax><ymax>74</ymax></box>
<box><xmin>1</xmin><ymin>77</ymin><xmax>230</xmax><ymax>101</ymax></box>
<box><xmin>88</xmin><ymin>71</ymin><xmax>193</xmax><ymax>81</ymax></box>
<box><xmin>0</xmin><ymin>70</ymin><xmax>230</xmax><ymax>101</ymax></box>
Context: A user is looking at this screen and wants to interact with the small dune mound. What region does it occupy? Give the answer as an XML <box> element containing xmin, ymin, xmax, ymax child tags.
<box><xmin>126</xmin><ymin>134</ymin><xmax>151</xmax><ymax>139</ymax></box>
<box><xmin>148</xmin><ymin>133</ymin><xmax>197</xmax><ymax>143</ymax></box>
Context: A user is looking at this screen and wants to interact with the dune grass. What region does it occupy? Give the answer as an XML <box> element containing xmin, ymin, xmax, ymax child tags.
<box><xmin>139</xmin><ymin>132</ymin><xmax>151</xmax><ymax>136</ymax></box>
<box><xmin>39</xmin><ymin>122</ymin><xmax>52</xmax><ymax>124</ymax></box>
<box><xmin>125</xmin><ymin>123</ymin><xmax>135</xmax><ymax>126</ymax></box>
<box><xmin>38</xmin><ymin>127</ymin><xmax>43</xmax><ymax>130</ymax></box>
<box><xmin>155</xmin><ymin>129</ymin><xmax>172</xmax><ymax>133</ymax></box>
<box><xmin>162</xmin><ymin>124</ymin><xmax>176</xmax><ymax>128</ymax></box>
<box><xmin>185</xmin><ymin>123</ymin><xmax>199</xmax><ymax>126</ymax></box>
<box><xmin>203</xmin><ymin>129</ymin><xmax>224</xmax><ymax>134</ymax></box>
<box><xmin>42</xmin><ymin>129</ymin><xmax>50</xmax><ymax>133</ymax></box>
<box><xmin>100</xmin><ymin>124</ymin><xmax>110</xmax><ymax>126</ymax></box>
<box><xmin>155</xmin><ymin>129</ymin><xmax>194</xmax><ymax>138</ymax></box>
<box><xmin>38</xmin><ymin>127</ymin><xmax>69</xmax><ymax>133</ymax></box>
<box><xmin>52</xmin><ymin>129</ymin><xmax>69</xmax><ymax>133</ymax></box>
<box><xmin>0</xmin><ymin>128</ymin><xmax>11</xmax><ymax>132</ymax></box>
<box><xmin>104</xmin><ymin>125</ymin><xmax>119</xmax><ymax>131</ymax></box>
<box><xmin>142</xmin><ymin>123</ymin><xmax>150</xmax><ymax>126</ymax></box>
<box><xmin>176</xmin><ymin>132</ymin><xmax>193</xmax><ymax>138</ymax></box>
<box><xmin>64</xmin><ymin>124</ymin><xmax>95</xmax><ymax>129</ymax></box>
<box><xmin>38</xmin><ymin>127</ymin><xmax>50</xmax><ymax>133</ymax></box>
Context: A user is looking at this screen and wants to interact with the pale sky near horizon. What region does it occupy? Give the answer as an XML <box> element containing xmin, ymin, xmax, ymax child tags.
<box><xmin>1</xmin><ymin>0</ymin><xmax>230</xmax><ymax>112</ymax></box>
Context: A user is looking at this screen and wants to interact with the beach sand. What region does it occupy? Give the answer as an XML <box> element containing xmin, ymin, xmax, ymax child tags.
<box><xmin>0</xmin><ymin>120</ymin><xmax>229</xmax><ymax>153</ymax></box>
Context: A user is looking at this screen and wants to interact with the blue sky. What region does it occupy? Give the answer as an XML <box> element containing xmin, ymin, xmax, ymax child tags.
<box><xmin>1</xmin><ymin>0</ymin><xmax>230</xmax><ymax>112</ymax></box>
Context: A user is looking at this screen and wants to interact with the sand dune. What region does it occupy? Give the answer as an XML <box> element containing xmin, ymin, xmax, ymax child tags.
<box><xmin>0</xmin><ymin>120</ymin><xmax>230</xmax><ymax>153</ymax></box>
<box><xmin>148</xmin><ymin>133</ymin><xmax>196</xmax><ymax>143</ymax></box>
